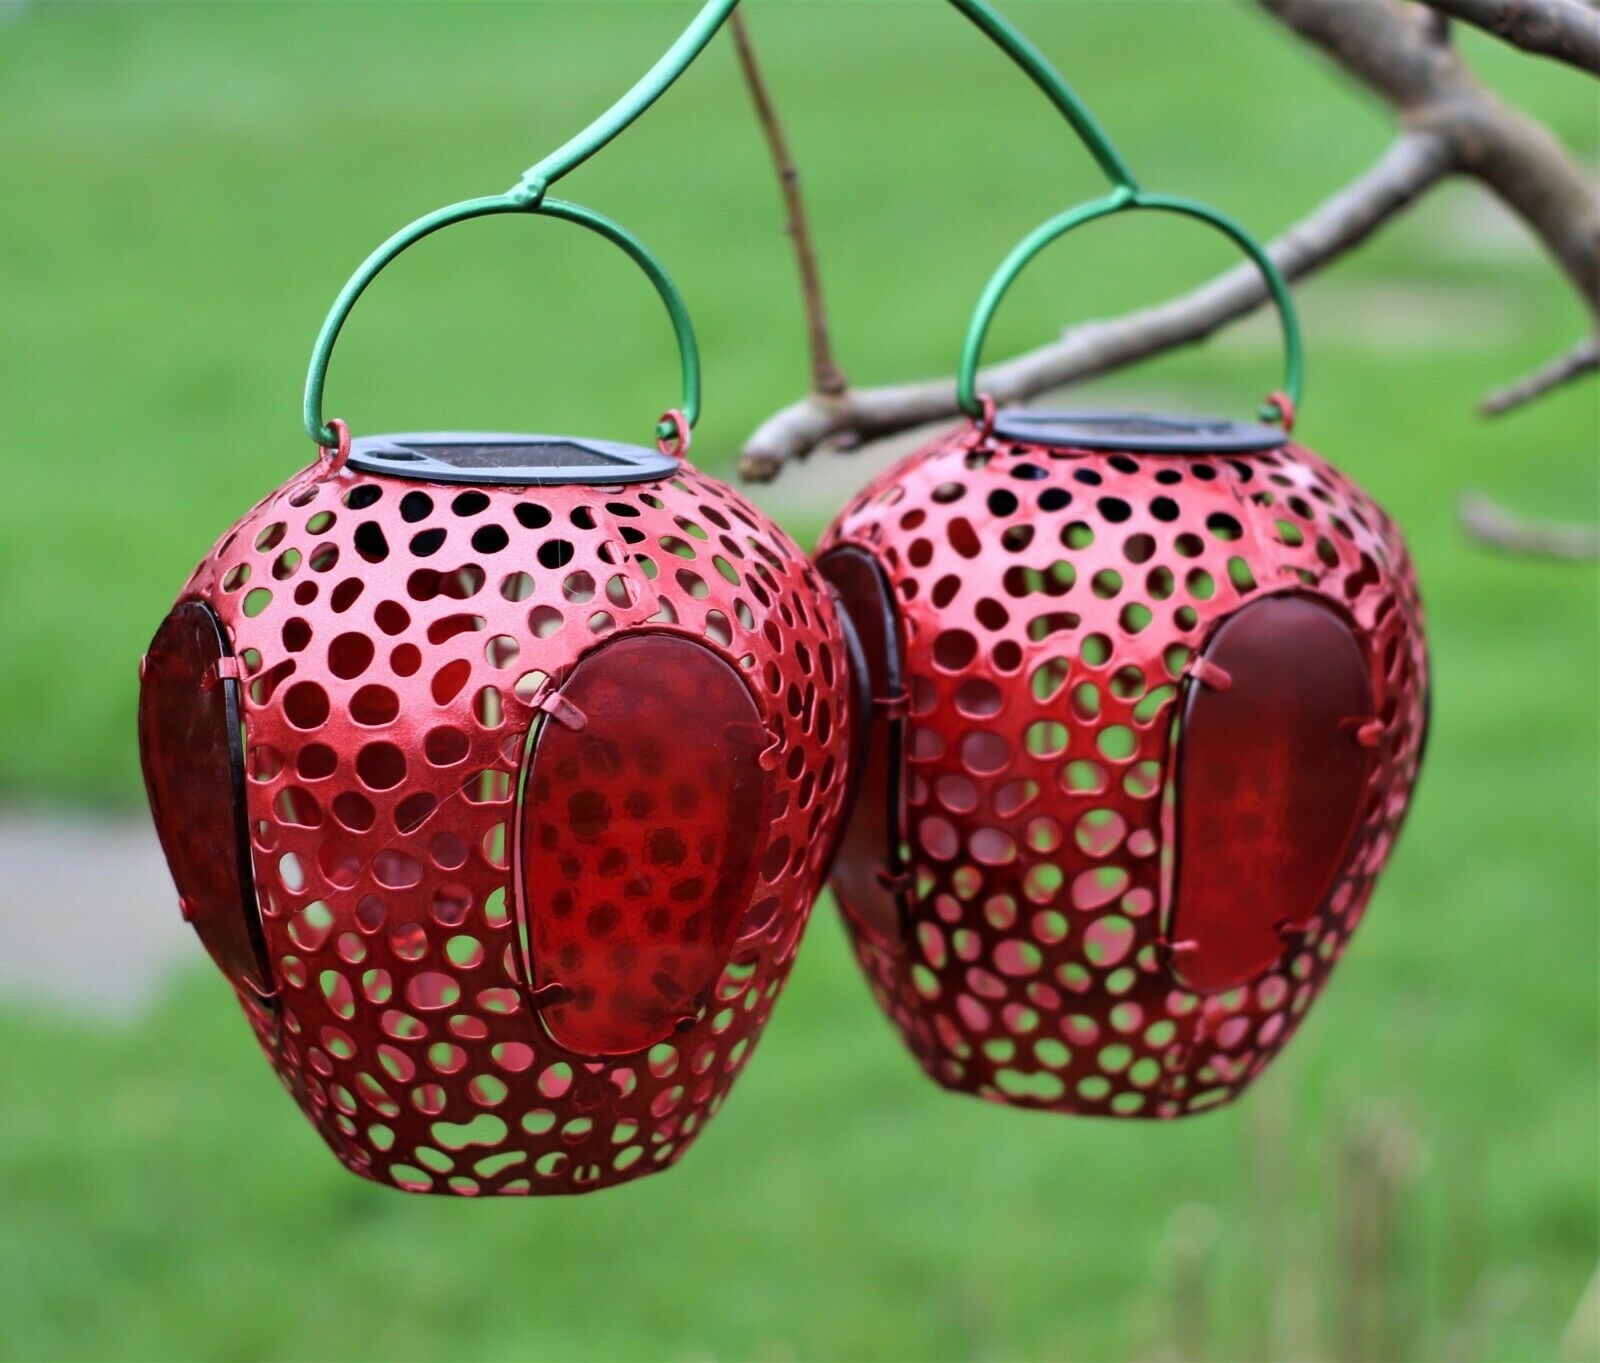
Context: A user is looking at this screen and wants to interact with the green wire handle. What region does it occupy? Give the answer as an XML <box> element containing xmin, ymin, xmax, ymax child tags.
<box><xmin>302</xmin><ymin>0</ymin><xmax>737</xmax><ymax>450</ymax></box>
<box><xmin>946</xmin><ymin>0</ymin><xmax>1303</xmax><ymax>427</ymax></box>
<box><xmin>957</xmin><ymin>187</ymin><xmax>1304</xmax><ymax>426</ymax></box>
<box><xmin>302</xmin><ymin>194</ymin><xmax>699</xmax><ymax>449</ymax></box>
<box><xmin>301</xmin><ymin>0</ymin><xmax>1303</xmax><ymax>446</ymax></box>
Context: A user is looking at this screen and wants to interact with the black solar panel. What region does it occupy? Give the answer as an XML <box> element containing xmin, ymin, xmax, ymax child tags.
<box><xmin>992</xmin><ymin>409</ymin><xmax>1287</xmax><ymax>454</ymax></box>
<box><xmin>402</xmin><ymin>441</ymin><xmax>626</xmax><ymax>470</ymax></box>
<box><xmin>347</xmin><ymin>433</ymin><xmax>678</xmax><ymax>486</ymax></box>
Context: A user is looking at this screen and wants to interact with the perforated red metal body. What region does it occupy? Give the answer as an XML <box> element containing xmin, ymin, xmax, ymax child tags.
<box><xmin>818</xmin><ymin>417</ymin><xmax>1428</xmax><ymax>1117</ymax></box>
<box><xmin>139</xmin><ymin>451</ymin><xmax>853</xmax><ymax>1194</ymax></box>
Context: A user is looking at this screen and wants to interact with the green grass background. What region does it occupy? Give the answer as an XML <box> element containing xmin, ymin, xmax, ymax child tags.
<box><xmin>0</xmin><ymin>3</ymin><xmax>1595</xmax><ymax>1360</ymax></box>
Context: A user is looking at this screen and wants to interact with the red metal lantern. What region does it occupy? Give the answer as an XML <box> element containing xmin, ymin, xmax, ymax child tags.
<box><xmin>818</xmin><ymin>195</ymin><xmax>1429</xmax><ymax>1118</ymax></box>
<box><xmin>140</xmin><ymin>175</ymin><xmax>853</xmax><ymax>1192</ymax></box>
<box><xmin>141</xmin><ymin>433</ymin><xmax>851</xmax><ymax>1194</ymax></box>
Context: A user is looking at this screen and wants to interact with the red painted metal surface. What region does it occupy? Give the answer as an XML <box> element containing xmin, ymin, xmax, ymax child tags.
<box><xmin>818</xmin><ymin>419</ymin><xmax>1428</xmax><ymax>1117</ymax></box>
<box><xmin>139</xmin><ymin>451</ymin><xmax>853</xmax><ymax>1194</ymax></box>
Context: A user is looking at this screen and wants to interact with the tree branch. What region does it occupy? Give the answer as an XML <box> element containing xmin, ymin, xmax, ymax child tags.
<box><xmin>1417</xmin><ymin>0</ymin><xmax>1600</xmax><ymax>75</ymax></box>
<box><xmin>1264</xmin><ymin>0</ymin><xmax>1600</xmax><ymax>317</ymax></box>
<box><xmin>1459</xmin><ymin>493</ymin><xmax>1600</xmax><ymax>558</ymax></box>
<box><xmin>739</xmin><ymin>0</ymin><xmax>1600</xmax><ymax>478</ymax></box>
<box><xmin>1480</xmin><ymin>334</ymin><xmax>1600</xmax><ymax>413</ymax></box>
<box><xmin>729</xmin><ymin>9</ymin><xmax>847</xmax><ymax>398</ymax></box>
<box><xmin>740</xmin><ymin>133</ymin><xmax>1451</xmax><ymax>478</ymax></box>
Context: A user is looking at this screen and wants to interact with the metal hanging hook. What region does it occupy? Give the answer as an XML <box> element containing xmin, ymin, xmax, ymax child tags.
<box><xmin>943</xmin><ymin>0</ymin><xmax>1305</xmax><ymax>427</ymax></box>
<box><xmin>957</xmin><ymin>188</ymin><xmax>1304</xmax><ymax>425</ymax></box>
<box><xmin>302</xmin><ymin>0</ymin><xmax>738</xmax><ymax>451</ymax></box>
<box><xmin>944</xmin><ymin>0</ymin><xmax>1138</xmax><ymax>194</ymax></box>
<box><xmin>512</xmin><ymin>0</ymin><xmax>740</xmax><ymax>202</ymax></box>
<box><xmin>302</xmin><ymin>195</ymin><xmax>702</xmax><ymax>450</ymax></box>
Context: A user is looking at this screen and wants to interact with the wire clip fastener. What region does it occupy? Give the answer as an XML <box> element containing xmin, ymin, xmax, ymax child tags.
<box><xmin>1190</xmin><ymin>658</ymin><xmax>1232</xmax><ymax>692</ymax></box>
<box><xmin>973</xmin><ymin>392</ymin><xmax>997</xmax><ymax>443</ymax></box>
<box><xmin>240</xmin><ymin>973</ymin><xmax>279</xmax><ymax>1005</ymax></box>
<box><xmin>656</xmin><ymin>408</ymin><xmax>691</xmax><ymax>460</ymax></box>
<box><xmin>1342</xmin><ymin>715</ymin><xmax>1384</xmax><ymax>748</ymax></box>
<box><xmin>1264</xmin><ymin>390</ymin><xmax>1297</xmax><ymax>434</ymax></box>
<box><xmin>318</xmin><ymin>417</ymin><xmax>352</xmax><ymax>477</ymax></box>
<box><xmin>203</xmin><ymin>657</ymin><xmax>242</xmax><ymax>691</ymax></box>
<box><xmin>524</xmin><ymin>679</ymin><xmax>588</xmax><ymax>732</ymax></box>
<box><xmin>875</xmin><ymin>866</ymin><xmax>913</xmax><ymax>894</ymax></box>
<box><xmin>527</xmin><ymin>981</ymin><xmax>574</xmax><ymax>1009</ymax></box>
<box><xmin>873</xmin><ymin>689</ymin><xmax>911</xmax><ymax>719</ymax></box>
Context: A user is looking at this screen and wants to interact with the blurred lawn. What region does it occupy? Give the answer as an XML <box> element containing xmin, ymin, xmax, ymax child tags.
<box><xmin>0</xmin><ymin>3</ymin><xmax>1596</xmax><ymax>1361</ymax></box>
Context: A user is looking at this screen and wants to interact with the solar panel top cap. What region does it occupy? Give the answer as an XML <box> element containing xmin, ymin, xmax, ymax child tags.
<box><xmin>346</xmin><ymin>432</ymin><xmax>681</xmax><ymax>486</ymax></box>
<box><xmin>990</xmin><ymin>409</ymin><xmax>1288</xmax><ymax>454</ymax></box>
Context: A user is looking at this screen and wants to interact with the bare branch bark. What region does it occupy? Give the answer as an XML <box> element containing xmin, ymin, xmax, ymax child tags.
<box><xmin>1263</xmin><ymin>0</ymin><xmax>1600</xmax><ymax>316</ymax></box>
<box><xmin>1480</xmin><ymin>334</ymin><xmax>1600</xmax><ymax>413</ymax></box>
<box><xmin>1417</xmin><ymin>0</ymin><xmax>1600</xmax><ymax>74</ymax></box>
<box><xmin>729</xmin><ymin>10</ymin><xmax>848</xmax><ymax>398</ymax></box>
<box><xmin>1459</xmin><ymin>493</ymin><xmax>1600</xmax><ymax>558</ymax></box>
<box><xmin>740</xmin><ymin>133</ymin><xmax>1451</xmax><ymax>479</ymax></box>
<box><xmin>739</xmin><ymin>0</ymin><xmax>1600</xmax><ymax>479</ymax></box>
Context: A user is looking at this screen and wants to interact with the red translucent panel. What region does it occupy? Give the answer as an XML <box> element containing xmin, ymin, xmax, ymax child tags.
<box><xmin>519</xmin><ymin>634</ymin><xmax>772</xmax><ymax>1056</ymax></box>
<box><xmin>818</xmin><ymin>547</ymin><xmax>907</xmax><ymax>947</ymax></box>
<box><xmin>138</xmin><ymin>602</ymin><xmax>271</xmax><ymax>998</ymax></box>
<box><xmin>1170</xmin><ymin>595</ymin><xmax>1374</xmax><ymax>992</ymax></box>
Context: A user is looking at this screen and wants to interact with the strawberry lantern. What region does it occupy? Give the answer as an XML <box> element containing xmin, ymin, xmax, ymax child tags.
<box><xmin>139</xmin><ymin>2</ymin><xmax>854</xmax><ymax>1194</ymax></box>
<box><xmin>819</xmin><ymin>175</ymin><xmax>1429</xmax><ymax>1116</ymax></box>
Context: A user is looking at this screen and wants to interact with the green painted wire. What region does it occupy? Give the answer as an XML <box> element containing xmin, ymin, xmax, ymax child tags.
<box><xmin>302</xmin><ymin>196</ymin><xmax>701</xmax><ymax>451</ymax></box>
<box><xmin>302</xmin><ymin>0</ymin><xmax>1301</xmax><ymax>448</ymax></box>
<box><xmin>946</xmin><ymin>0</ymin><xmax>1304</xmax><ymax>425</ymax></box>
<box><xmin>946</xmin><ymin>0</ymin><xmax>1138</xmax><ymax>193</ymax></box>
<box><xmin>512</xmin><ymin>0</ymin><xmax>739</xmax><ymax>203</ymax></box>
<box><xmin>955</xmin><ymin>188</ymin><xmax>1304</xmax><ymax>422</ymax></box>
<box><xmin>303</xmin><ymin>0</ymin><xmax>737</xmax><ymax>449</ymax></box>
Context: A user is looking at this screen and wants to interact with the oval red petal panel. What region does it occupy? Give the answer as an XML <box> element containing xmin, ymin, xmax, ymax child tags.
<box><xmin>1169</xmin><ymin>594</ymin><xmax>1375</xmax><ymax>992</ymax></box>
<box><xmin>138</xmin><ymin>601</ymin><xmax>272</xmax><ymax>999</ymax></box>
<box><xmin>818</xmin><ymin>546</ymin><xmax>908</xmax><ymax>948</ymax></box>
<box><xmin>519</xmin><ymin>633</ymin><xmax>773</xmax><ymax>1056</ymax></box>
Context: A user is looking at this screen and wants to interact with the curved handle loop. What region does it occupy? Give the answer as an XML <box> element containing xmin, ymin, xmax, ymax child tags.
<box><xmin>303</xmin><ymin>193</ymin><xmax>700</xmax><ymax>449</ymax></box>
<box><xmin>957</xmin><ymin>187</ymin><xmax>1304</xmax><ymax>427</ymax></box>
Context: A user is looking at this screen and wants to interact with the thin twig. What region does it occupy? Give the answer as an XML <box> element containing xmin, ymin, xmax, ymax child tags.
<box><xmin>729</xmin><ymin>9</ymin><xmax>848</xmax><ymax>398</ymax></box>
<box><xmin>1418</xmin><ymin>0</ymin><xmax>1600</xmax><ymax>74</ymax></box>
<box><xmin>1480</xmin><ymin>335</ymin><xmax>1600</xmax><ymax>414</ymax></box>
<box><xmin>1459</xmin><ymin>493</ymin><xmax>1600</xmax><ymax>559</ymax></box>
<box><xmin>740</xmin><ymin>133</ymin><xmax>1451</xmax><ymax>478</ymax></box>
